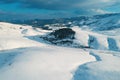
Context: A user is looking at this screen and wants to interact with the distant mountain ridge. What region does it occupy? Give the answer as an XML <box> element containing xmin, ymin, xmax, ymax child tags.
<box><xmin>2</xmin><ymin>13</ymin><xmax>120</xmax><ymax>31</ymax></box>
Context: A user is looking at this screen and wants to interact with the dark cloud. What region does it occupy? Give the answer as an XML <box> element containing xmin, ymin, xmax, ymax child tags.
<box><xmin>0</xmin><ymin>10</ymin><xmax>73</xmax><ymax>20</ymax></box>
<box><xmin>0</xmin><ymin>0</ymin><xmax>120</xmax><ymax>20</ymax></box>
<box><xmin>0</xmin><ymin>0</ymin><xmax>16</xmax><ymax>3</ymax></box>
<box><xmin>0</xmin><ymin>10</ymin><xmax>5</xmax><ymax>14</ymax></box>
<box><xmin>0</xmin><ymin>0</ymin><xmax>119</xmax><ymax>10</ymax></box>
<box><xmin>0</xmin><ymin>0</ymin><xmax>79</xmax><ymax>10</ymax></box>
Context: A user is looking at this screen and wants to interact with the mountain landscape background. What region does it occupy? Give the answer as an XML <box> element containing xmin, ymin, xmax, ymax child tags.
<box><xmin>0</xmin><ymin>13</ymin><xmax>120</xmax><ymax>80</ymax></box>
<box><xmin>0</xmin><ymin>0</ymin><xmax>120</xmax><ymax>80</ymax></box>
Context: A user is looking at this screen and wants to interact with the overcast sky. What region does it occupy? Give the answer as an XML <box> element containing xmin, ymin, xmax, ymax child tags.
<box><xmin>0</xmin><ymin>0</ymin><xmax>120</xmax><ymax>20</ymax></box>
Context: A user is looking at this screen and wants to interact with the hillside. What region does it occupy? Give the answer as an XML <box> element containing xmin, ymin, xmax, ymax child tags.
<box><xmin>0</xmin><ymin>20</ymin><xmax>120</xmax><ymax>80</ymax></box>
<box><xmin>8</xmin><ymin>13</ymin><xmax>120</xmax><ymax>31</ymax></box>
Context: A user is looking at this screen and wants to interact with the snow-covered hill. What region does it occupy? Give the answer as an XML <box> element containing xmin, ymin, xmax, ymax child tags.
<box><xmin>78</xmin><ymin>13</ymin><xmax>120</xmax><ymax>31</ymax></box>
<box><xmin>10</xmin><ymin>13</ymin><xmax>120</xmax><ymax>31</ymax></box>
<box><xmin>0</xmin><ymin>22</ymin><xmax>120</xmax><ymax>80</ymax></box>
<box><xmin>0</xmin><ymin>22</ymin><xmax>48</xmax><ymax>50</ymax></box>
<box><xmin>40</xmin><ymin>26</ymin><xmax>120</xmax><ymax>51</ymax></box>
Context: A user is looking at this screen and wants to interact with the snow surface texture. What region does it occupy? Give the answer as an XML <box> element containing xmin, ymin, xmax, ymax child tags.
<box><xmin>79</xmin><ymin>13</ymin><xmax>120</xmax><ymax>31</ymax></box>
<box><xmin>0</xmin><ymin>22</ymin><xmax>48</xmax><ymax>50</ymax></box>
<box><xmin>0</xmin><ymin>22</ymin><xmax>120</xmax><ymax>80</ymax></box>
<box><xmin>73</xmin><ymin>50</ymin><xmax>120</xmax><ymax>80</ymax></box>
<box><xmin>0</xmin><ymin>47</ymin><xmax>95</xmax><ymax>80</ymax></box>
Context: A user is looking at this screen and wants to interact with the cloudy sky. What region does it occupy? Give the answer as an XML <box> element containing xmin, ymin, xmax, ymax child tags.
<box><xmin>0</xmin><ymin>0</ymin><xmax>120</xmax><ymax>20</ymax></box>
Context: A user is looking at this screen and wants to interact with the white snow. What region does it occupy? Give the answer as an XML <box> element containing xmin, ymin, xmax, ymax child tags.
<box><xmin>0</xmin><ymin>22</ymin><xmax>95</xmax><ymax>80</ymax></box>
<box><xmin>73</xmin><ymin>50</ymin><xmax>120</xmax><ymax>80</ymax></box>
<box><xmin>72</xmin><ymin>26</ymin><xmax>108</xmax><ymax>50</ymax></box>
<box><xmin>0</xmin><ymin>47</ymin><xmax>95</xmax><ymax>80</ymax></box>
<box><xmin>0</xmin><ymin>22</ymin><xmax>120</xmax><ymax>80</ymax></box>
<box><xmin>0</xmin><ymin>22</ymin><xmax>48</xmax><ymax>50</ymax></box>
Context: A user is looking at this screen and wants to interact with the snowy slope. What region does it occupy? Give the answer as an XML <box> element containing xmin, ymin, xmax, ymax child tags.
<box><xmin>73</xmin><ymin>50</ymin><xmax>120</xmax><ymax>80</ymax></box>
<box><xmin>0</xmin><ymin>22</ymin><xmax>96</xmax><ymax>80</ymax></box>
<box><xmin>77</xmin><ymin>13</ymin><xmax>120</xmax><ymax>31</ymax></box>
<box><xmin>0</xmin><ymin>22</ymin><xmax>48</xmax><ymax>50</ymax></box>
<box><xmin>73</xmin><ymin>26</ymin><xmax>120</xmax><ymax>51</ymax></box>
<box><xmin>41</xmin><ymin>26</ymin><xmax>120</xmax><ymax>51</ymax></box>
<box><xmin>0</xmin><ymin>47</ymin><xmax>95</xmax><ymax>80</ymax></box>
<box><xmin>0</xmin><ymin>22</ymin><xmax>120</xmax><ymax>80</ymax></box>
<box><xmin>88</xmin><ymin>14</ymin><xmax>120</xmax><ymax>31</ymax></box>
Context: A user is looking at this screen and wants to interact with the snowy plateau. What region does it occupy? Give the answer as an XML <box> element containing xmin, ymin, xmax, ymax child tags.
<box><xmin>0</xmin><ymin>14</ymin><xmax>120</xmax><ymax>80</ymax></box>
